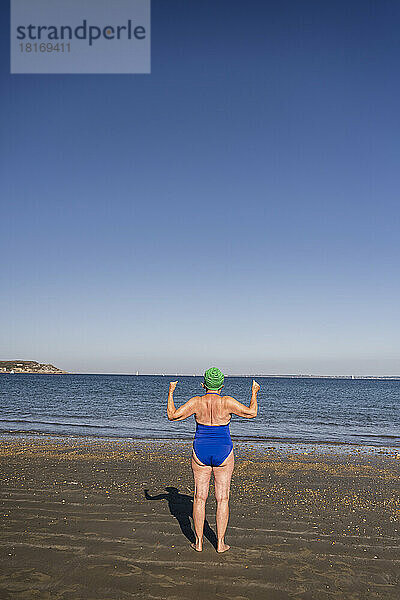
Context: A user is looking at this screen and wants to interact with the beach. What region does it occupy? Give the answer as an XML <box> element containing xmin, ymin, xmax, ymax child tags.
<box><xmin>0</xmin><ymin>437</ymin><xmax>399</xmax><ymax>599</ymax></box>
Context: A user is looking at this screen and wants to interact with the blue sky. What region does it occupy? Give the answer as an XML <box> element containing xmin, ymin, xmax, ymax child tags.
<box><xmin>1</xmin><ymin>0</ymin><xmax>399</xmax><ymax>375</ymax></box>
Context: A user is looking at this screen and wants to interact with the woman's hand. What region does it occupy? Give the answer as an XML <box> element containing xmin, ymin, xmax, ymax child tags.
<box><xmin>252</xmin><ymin>380</ymin><xmax>260</xmax><ymax>393</ymax></box>
<box><xmin>169</xmin><ymin>381</ymin><xmax>178</xmax><ymax>392</ymax></box>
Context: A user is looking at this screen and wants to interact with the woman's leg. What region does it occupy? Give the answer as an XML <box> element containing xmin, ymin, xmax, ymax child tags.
<box><xmin>191</xmin><ymin>451</ymin><xmax>212</xmax><ymax>551</ymax></box>
<box><xmin>213</xmin><ymin>450</ymin><xmax>234</xmax><ymax>552</ymax></box>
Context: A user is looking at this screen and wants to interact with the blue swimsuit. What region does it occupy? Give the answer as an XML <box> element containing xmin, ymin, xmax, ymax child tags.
<box><xmin>193</xmin><ymin>422</ymin><xmax>233</xmax><ymax>467</ymax></box>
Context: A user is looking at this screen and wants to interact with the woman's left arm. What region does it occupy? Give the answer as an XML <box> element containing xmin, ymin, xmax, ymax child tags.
<box><xmin>167</xmin><ymin>381</ymin><xmax>198</xmax><ymax>421</ymax></box>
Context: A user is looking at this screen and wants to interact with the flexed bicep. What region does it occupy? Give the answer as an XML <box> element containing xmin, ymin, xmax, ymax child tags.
<box><xmin>169</xmin><ymin>396</ymin><xmax>198</xmax><ymax>421</ymax></box>
<box><xmin>226</xmin><ymin>396</ymin><xmax>257</xmax><ymax>419</ymax></box>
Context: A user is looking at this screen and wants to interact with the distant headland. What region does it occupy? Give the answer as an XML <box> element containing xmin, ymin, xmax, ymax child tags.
<box><xmin>0</xmin><ymin>360</ymin><xmax>67</xmax><ymax>374</ymax></box>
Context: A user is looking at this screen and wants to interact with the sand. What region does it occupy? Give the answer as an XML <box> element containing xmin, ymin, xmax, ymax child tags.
<box><xmin>0</xmin><ymin>436</ymin><xmax>399</xmax><ymax>599</ymax></box>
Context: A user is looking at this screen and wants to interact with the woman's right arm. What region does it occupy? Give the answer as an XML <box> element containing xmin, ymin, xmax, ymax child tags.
<box><xmin>226</xmin><ymin>380</ymin><xmax>260</xmax><ymax>419</ymax></box>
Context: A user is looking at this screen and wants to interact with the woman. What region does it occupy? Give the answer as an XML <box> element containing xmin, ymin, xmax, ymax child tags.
<box><xmin>167</xmin><ymin>366</ymin><xmax>260</xmax><ymax>552</ymax></box>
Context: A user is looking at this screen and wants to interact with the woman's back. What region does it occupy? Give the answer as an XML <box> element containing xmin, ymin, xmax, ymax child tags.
<box><xmin>195</xmin><ymin>392</ymin><xmax>231</xmax><ymax>426</ymax></box>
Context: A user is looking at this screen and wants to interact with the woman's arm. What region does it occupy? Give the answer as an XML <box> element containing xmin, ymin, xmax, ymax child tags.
<box><xmin>167</xmin><ymin>381</ymin><xmax>198</xmax><ymax>421</ymax></box>
<box><xmin>226</xmin><ymin>380</ymin><xmax>260</xmax><ymax>419</ymax></box>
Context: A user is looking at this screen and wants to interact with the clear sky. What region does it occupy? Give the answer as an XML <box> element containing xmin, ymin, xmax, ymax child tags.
<box><xmin>1</xmin><ymin>0</ymin><xmax>399</xmax><ymax>375</ymax></box>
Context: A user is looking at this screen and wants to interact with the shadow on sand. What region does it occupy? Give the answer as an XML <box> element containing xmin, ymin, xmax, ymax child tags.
<box><xmin>144</xmin><ymin>487</ymin><xmax>217</xmax><ymax>549</ymax></box>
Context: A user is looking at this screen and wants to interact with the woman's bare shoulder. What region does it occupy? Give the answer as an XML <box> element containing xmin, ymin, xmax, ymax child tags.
<box><xmin>188</xmin><ymin>395</ymin><xmax>201</xmax><ymax>404</ymax></box>
<box><xmin>222</xmin><ymin>395</ymin><xmax>237</xmax><ymax>405</ymax></box>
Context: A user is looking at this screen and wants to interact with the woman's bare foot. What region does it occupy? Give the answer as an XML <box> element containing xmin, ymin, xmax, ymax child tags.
<box><xmin>191</xmin><ymin>539</ymin><xmax>203</xmax><ymax>552</ymax></box>
<box><xmin>217</xmin><ymin>541</ymin><xmax>230</xmax><ymax>553</ymax></box>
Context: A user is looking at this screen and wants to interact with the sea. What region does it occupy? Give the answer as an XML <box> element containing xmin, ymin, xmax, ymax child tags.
<box><xmin>0</xmin><ymin>374</ymin><xmax>399</xmax><ymax>449</ymax></box>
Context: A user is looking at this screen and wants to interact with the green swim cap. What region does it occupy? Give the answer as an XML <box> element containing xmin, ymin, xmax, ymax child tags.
<box><xmin>204</xmin><ymin>367</ymin><xmax>224</xmax><ymax>390</ymax></box>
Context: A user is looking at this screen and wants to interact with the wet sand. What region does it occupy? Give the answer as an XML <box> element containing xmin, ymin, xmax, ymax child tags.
<box><xmin>0</xmin><ymin>437</ymin><xmax>399</xmax><ymax>600</ymax></box>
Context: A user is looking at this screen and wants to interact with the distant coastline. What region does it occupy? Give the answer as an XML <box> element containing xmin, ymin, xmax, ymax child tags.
<box><xmin>57</xmin><ymin>372</ymin><xmax>400</xmax><ymax>380</ymax></box>
<box><xmin>1</xmin><ymin>361</ymin><xmax>399</xmax><ymax>379</ymax></box>
<box><xmin>0</xmin><ymin>360</ymin><xmax>67</xmax><ymax>374</ymax></box>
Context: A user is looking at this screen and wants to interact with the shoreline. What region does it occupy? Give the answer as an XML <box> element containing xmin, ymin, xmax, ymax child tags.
<box><xmin>1</xmin><ymin>434</ymin><xmax>400</xmax><ymax>463</ymax></box>
<box><xmin>1</xmin><ymin>429</ymin><xmax>399</xmax><ymax>453</ymax></box>
<box><xmin>0</xmin><ymin>436</ymin><xmax>399</xmax><ymax>599</ymax></box>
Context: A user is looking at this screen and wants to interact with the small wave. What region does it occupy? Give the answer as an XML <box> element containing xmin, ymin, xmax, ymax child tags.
<box><xmin>0</xmin><ymin>418</ymin><xmax>122</xmax><ymax>430</ymax></box>
<box><xmin>348</xmin><ymin>432</ymin><xmax>400</xmax><ymax>440</ymax></box>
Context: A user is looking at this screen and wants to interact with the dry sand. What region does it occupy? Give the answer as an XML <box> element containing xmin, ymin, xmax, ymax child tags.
<box><xmin>0</xmin><ymin>437</ymin><xmax>399</xmax><ymax>599</ymax></box>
